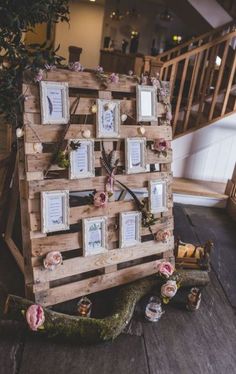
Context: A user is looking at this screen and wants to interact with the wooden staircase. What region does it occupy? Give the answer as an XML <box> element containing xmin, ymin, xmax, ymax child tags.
<box><xmin>144</xmin><ymin>21</ymin><xmax>236</xmax><ymax>138</ymax></box>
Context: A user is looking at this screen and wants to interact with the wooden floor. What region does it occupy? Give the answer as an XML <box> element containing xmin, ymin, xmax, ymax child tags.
<box><xmin>0</xmin><ymin>204</ymin><xmax>236</xmax><ymax>374</ymax></box>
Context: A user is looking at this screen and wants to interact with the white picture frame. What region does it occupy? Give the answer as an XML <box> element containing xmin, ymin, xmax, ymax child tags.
<box><xmin>119</xmin><ymin>211</ymin><xmax>141</xmax><ymax>248</ymax></box>
<box><xmin>83</xmin><ymin>216</ymin><xmax>107</xmax><ymax>256</ymax></box>
<box><xmin>125</xmin><ymin>137</ymin><xmax>146</xmax><ymax>174</ymax></box>
<box><xmin>41</xmin><ymin>190</ymin><xmax>69</xmax><ymax>233</ymax></box>
<box><xmin>69</xmin><ymin>139</ymin><xmax>95</xmax><ymax>179</ymax></box>
<box><xmin>39</xmin><ymin>81</ymin><xmax>70</xmax><ymax>124</ymax></box>
<box><xmin>148</xmin><ymin>180</ymin><xmax>168</xmax><ymax>214</ymax></box>
<box><xmin>96</xmin><ymin>99</ymin><xmax>120</xmax><ymax>138</ymax></box>
<box><xmin>136</xmin><ymin>85</ymin><xmax>157</xmax><ymax>122</ymax></box>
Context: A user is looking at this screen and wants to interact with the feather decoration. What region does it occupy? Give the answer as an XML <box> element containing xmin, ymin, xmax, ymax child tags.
<box><xmin>47</xmin><ymin>96</ymin><xmax>53</xmax><ymax>115</ymax></box>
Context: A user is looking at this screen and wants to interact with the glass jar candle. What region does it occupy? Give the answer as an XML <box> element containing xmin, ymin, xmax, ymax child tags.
<box><xmin>145</xmin><ymin>296</ymin><xmax>164</xmax><ymax>322</ymax></box>
<box><xmin>186</xmin><ymin>288</ymin><xmax>201</xmax><ymax>311</ymax></box>
<box><xmin>77</xmin><ymin>297</ymin><xmax>92</xmax><ymax>317</ymax></box>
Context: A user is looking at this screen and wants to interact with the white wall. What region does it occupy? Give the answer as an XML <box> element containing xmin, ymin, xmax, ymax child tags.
<box><xmin>173</xmin><ymin>114</ymin><xmax>236</xmax><ymax>183</ymax></box>
<box><xmin>54</xmin><ymin>0</ymin><xmax>105</xmax><ymax>68</ymax></box>
<box><xmin>188</xmin><ymin>0</ymin><xmax>232</xmax><ymax>28</ymax></box>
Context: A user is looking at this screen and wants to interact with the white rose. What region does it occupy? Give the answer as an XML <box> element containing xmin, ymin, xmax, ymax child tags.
<box><xmin>16</xmin><ymin>128</ymin><xmax>24</xmax><ymax>138</ymax></box>
<box><xmin>161</xmin><ymin>280</ymin><xmax>177</xmax><ymax>299</ymax></box>
<box><xmin>43</xmin><ymin>251</ymin><xmax>62</xmax><ymax>271</ymax></box>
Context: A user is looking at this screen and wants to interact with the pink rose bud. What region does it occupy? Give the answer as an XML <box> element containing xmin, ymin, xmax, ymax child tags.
<box><xmin>69</xmin><ymin>61</ymin><xmax>84</xmax><ymax>72</ymax></box>
<box><xmin>154</xmin><ymin>260</ymin><xmax>174</xmax><ymax>278</ymax></box>
<box><xmin>26</xmin><ymin>304</ymin><xmax>45</xmax><ymax>331</ymax></box>
<box><xmin>151</xmin><ymin>77</ymin><xmax>158</xmax><ymax>87</ymax></box>
<box><xmin>109</xmin><ymin>73</ymin><xmax>119</xmax><ymax>84</ymax></box>
<box><xmin>43</xmin><ymin>251</ymin><xmax>62</xmax><ymax>271</ymax></box>
<box><xmin>94</xmin><ymin>191</ymin><xmax>108</xmax><ymax>207</ymax></box>
<box><xmin>141</xmin><ymin>75</ymin><xmax>148</xmax><ymax>85</ymax></box>
<box><xmin>96</xmin><ymin>66</ymin><xmax>104</xmax><ymax>73</ymax></box>
<box><xmin>153</xmin><ymin>138</ymin><xmax>171</xmax><ymax>152</ymax></box>
<box><xmin>166</xmin><ymin>111</ymin><xmax>172</xmax><ymax>121</ymax></box>
<box><xmin>155</xmin><ymin>229</ymin><xmax>171</xmax><ymax>243</ymax></box>
<box><xmin>161</xmin><ymin>280</ymin><xmax>178</xmax><ymax>299</ymax></box>
<box><xmin>34</xmin><ymin>69</ymin><xmax>44</xmax><ymax>82</ymax></box>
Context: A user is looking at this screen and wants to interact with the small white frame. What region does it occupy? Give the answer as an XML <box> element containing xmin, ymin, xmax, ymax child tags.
<box><xmin>136</xmin><ymin>85</ymin><xmax>157</xmax><ymax>122</ymax></box>
<box><xmin>41</xmin><ymin>190</ymin><xmax>69</xmax><ymax>233</ymax></box>
<box><xmin>96</xmin><ymin>99</ymin><xmax>120</xmax><ymax>138</ymax></box>
<box><xmin>119</xmin><ymin>211</ymin><xmax>141</xmax><ymax>248</ymax></box>
<box><xmin>39</xmin><ymin>81</ymin><xmax>70</xmax><ymax>125</ymax></box>
<box><xmin>83</xmin><ymin>216</ymin><xmax>107</xmax><ymax>256</ymax></box>
<box><xmin>125</xmin><ymin>137</ymin><xmax>146</xmax><ymax>174</ymax></box>
<box><xmin>69</xmin><ymin>139</ymin><xmax>95</xmax><ymax>179</ymax></box>
<box><xmin>148</xmin><ymin>180</ymin><xmax>168</xmax><ymax>214</ymax></box>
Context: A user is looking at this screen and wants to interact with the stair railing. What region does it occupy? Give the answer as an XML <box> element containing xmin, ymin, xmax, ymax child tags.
<box><xmin>145</xmin><ymin>29</ymin><xmax>236</xmax><ymax>137</ymax></box>
<box><xmin>152</xmin><ymin>21</ymin><xmax>235</xmax><ymax>63</ymax></box>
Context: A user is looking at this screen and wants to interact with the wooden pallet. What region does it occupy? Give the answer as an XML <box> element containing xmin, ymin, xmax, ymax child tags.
<box><xmin>7</xmin><ymin>69</ymin><xmax>174</xmax><ymax>306</ymax></box>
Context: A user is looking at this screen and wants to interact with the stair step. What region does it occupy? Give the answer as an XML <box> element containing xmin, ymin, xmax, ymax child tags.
<box><xmin>173</xmin><ymin>178</ymin><xmax>228</xmax><ymax>199</ymax></box>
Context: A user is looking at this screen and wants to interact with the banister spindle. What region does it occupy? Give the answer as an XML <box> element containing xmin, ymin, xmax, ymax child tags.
<box><xmin>172</xmin><ymin>57</ymin><xmax>189</xmax><ymax>135</ymax></box>
<box><xmin>221</xmin><ymin>50</ymin><xmax>236</xmax><ymax>116</ymax></box>
<box><xmin>208</xmin><ymin>39</ymin><xmax>230</xmax><ymax>121</ymax></box>
<box><xmin>183</xmin><ymin>52</ymin><xmax>201</xmax><ymax>132</ymax></box>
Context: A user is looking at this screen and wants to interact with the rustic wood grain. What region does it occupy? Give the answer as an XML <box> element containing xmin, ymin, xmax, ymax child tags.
<box><xmin>32</xmin><ymin>237</ymin><xmax>174</xmax><ymax>284</ymax></box>
<box><xmin>24</xmin><ymin>121</ymin><xmax>172</xmax><ymax>143</ymax></box>
<box><xmin>18</xmin><ymin>335</ymin><xmax>149</xmax><ymax>374</ymax></box>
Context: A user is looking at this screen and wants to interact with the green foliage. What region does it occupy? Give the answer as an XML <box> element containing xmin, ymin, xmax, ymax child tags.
<box><xmin>0</xmin><ymin>0</ymin><xmax>70</xmax><ymax>126</ymax></box>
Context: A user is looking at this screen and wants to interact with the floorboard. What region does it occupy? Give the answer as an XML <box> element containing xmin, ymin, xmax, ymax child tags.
<box><xmin>182</xmin><ymin>205</ymin><xmax>236</xmax><ymax>308</ymax></box>
<box><xmin>173</xmin><ymin>203</ymin><xmax>198</xmax><ymax>242</ymax></box>
<box><xmin>18</xmin><ymin>334</ymin><xmax>149</xmax><ymax>374</ymax></box>
<box><xmin>0</xmin><ymin>328</ymin><xmax>25</xmax><ymax>374</ymax></box>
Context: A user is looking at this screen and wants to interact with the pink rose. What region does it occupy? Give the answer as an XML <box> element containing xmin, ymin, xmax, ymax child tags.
<box><xmin>153</xmin><ymin>138</ymin><xmax>171</xmax><ymax>152</ymax></box>
<box><xmin>96</xmin><ymin>65</ymin><xmax>104</xmax><ymax>73</ymax></box>
<box><xmin>166</xmin><ymin>110</ymin><xmax>172</xmax><ymax>121</ymax></box>
<box><xmin>94</xmin><ymin>191</ymin><xmax>108</xmax><ymax>207</ymax></box>
<box><xmin>151</xmin><ymin>77</ymin><xmax>158</xmax><ymax>87</ymax></box>
<box><xmin>26</xmin><ymin>304</ymin><xmax>45</xmax><ymax>331</ymax></box>
<box><xmin>34</xmin><ymin>69</ymin><xmax>44</xmax><ymax>82</ymax></box>
<box><xmin>161</xmin><ymin>280</ymin><xmax>177</xmax><ymax>299</ymax></box>
<box><xmin>109</xmin><ymin>73</ymin><xmax>119</xmax><ymax>84</ymax></box>
<box><xmin>69</xmin><ymin>61</ymin><xmax>84</xmax><ymax>72</ymax></box>
<box><xmin>155</xmin><ymin>260</ymin><xmax>174</xmax><ymax>278</ymax></box>
<box><xmin>155</xmin><ymin>229</ymin><xmax>171</xmax><ymax>243</ymax></box>
<box><xmin>141</xmin><ymin>75</ymin><xmax>148</xmax><ymax>85</ymax></box>
<box><xmin>43</xmin><ymin>251</ymin><xmax>62</xmax><ymax>271</ymax></box>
